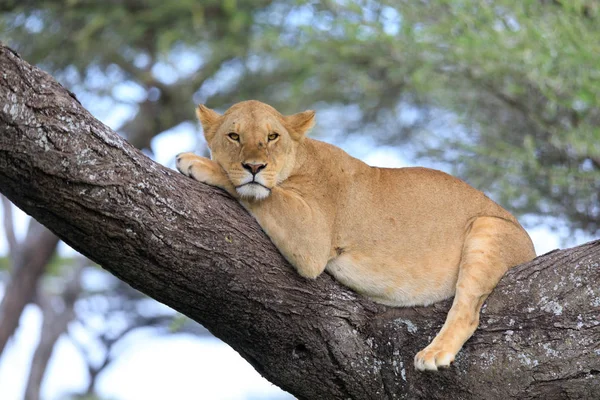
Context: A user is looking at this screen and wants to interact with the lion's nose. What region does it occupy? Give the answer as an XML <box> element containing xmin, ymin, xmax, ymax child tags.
<box><xmin>242</xmin><ymin>162</ymin><xmax>267</xmax><ymax>176</ymax></box>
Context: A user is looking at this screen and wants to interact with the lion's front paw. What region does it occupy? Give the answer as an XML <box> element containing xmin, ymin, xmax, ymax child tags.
<box><xmin>414</xmin><ymin>343</ymin><xmax>456</xmax><ymax>371</ymax></box>
<box><xmin>176</xmin><ymin>152</ymin><xmax>213</xmax><ymax>183</ymax></box>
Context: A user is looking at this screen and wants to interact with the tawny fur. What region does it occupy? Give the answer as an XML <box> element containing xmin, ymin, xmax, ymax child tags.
<box><xmin>176</xmin><ymin>100</ymin><xmax>536</xmax><ymax>371</ymax></box>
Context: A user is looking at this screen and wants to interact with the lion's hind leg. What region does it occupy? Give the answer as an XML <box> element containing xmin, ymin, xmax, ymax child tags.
<box><xmin>414</xmin><ymin>216</ymin><xmax>535</xmax><ymax>371</ymax></box>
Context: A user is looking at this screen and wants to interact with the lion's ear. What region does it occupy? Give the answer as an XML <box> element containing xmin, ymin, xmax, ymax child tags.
<box><xmin>196</xmin><ymin>104</ymin><xmax>221</xmax><ymax>142</ymax></box>
<box><xmin>284</xmin><ymin>110</ymin><xmax>315</xmax><ymax>140</ymax></box>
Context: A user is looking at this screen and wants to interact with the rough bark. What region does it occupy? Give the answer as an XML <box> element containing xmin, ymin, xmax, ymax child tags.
<box><xmin>0</xmin><ymin>44</ymin><xmax>598</xmax><ymax>400</ymax></box>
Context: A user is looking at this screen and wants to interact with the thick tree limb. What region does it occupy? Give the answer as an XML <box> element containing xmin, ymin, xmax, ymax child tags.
<box><xmin>0</xmin><ymin>44</ymin><xmax>599</xmax><ymax>399</ymax></box>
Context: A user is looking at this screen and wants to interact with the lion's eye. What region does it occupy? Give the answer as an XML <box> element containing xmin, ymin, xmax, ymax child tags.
<box><xmin>268</xmin><ymin>133</ymin><xmax>279</xmax><ymax>141</ymax></box>
<box><xmin>228</xmin><ymin>132</ymin><xmax>240</xmax><ymax>141</ymax></box>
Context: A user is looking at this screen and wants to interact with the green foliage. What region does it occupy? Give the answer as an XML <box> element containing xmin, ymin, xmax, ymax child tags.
<box><xmin>0</xmin><ymin>256</ymin><xmax>9</xmax><ymax>272</ymax></box>
<box><xmin>397</xmin><ymin>1</ymin><xmax>600</xmax><ymax>234</ymax></box>
<box><xmin>3</xmin><ymin>0</ymin><xmax>261</xmax><ymax>78</ymax></box>
<box><xmin>45</xmin><ymin>254</ymin><xmax>79</xmax><ymax>276</ymax></box>
<box><xmin>0</xmin><ymin>254</ymin><xmax>79</xmax><ymax>274</ymax></box>
<box><xmin>169</xmin><ymin>313</ymin><xmax>189</xmax><ymax>333</ymax></box>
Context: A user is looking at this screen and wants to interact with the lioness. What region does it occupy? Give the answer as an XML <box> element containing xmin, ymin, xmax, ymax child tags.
<box><xmin>176</xmin><ymin>100</ymin><xmax>536</xmax><ymax>371</ymax></box>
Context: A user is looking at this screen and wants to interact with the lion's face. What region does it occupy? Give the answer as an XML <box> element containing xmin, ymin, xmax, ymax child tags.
<box><xmin>197</xmin><ymin>100</ymin><xmax>315</xmax><ymax>201</ymax></box>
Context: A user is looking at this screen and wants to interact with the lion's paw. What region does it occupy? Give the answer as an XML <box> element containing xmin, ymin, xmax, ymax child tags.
<box><xmin>414</xmin><ymin>345</ymin><xmax>455</xmax><ymax>371</ymax></box>
<box><xmin>176</xmin><ymin>153</ymin><xmax>213</xmax><ymax>183</ymax></box>
<box><xmin>176</xmin><ymin>152</ymin><xmax>196</xmax><ymax>177</ymax></box>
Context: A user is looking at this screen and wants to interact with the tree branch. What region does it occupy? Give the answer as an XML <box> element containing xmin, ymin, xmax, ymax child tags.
<box><xmin>24</xmin><ymin>261</ymin><xmax>83</xmax><ymax>400</ymax></box>
<box><xmin>0</xmin><ymin>195</ymin><xmax>18</xmax><ymax>261</ymax></box>
<box><xmin>0</xmin><ymin>44</ymin><xmax>599</xmax><ymax>399</ymax></box>
<box><xmin>0</xmin><ymin>218</ymin><xmax>59</xmax><ymax>356</ymax></box>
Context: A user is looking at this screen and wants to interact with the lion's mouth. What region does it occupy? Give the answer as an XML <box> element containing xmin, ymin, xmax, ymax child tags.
<box><xmin>236</xmin><ymin>182</ymin><xmax>271</xmax><ymax>191</ymax></box>
<box><xmin>234</xmin><ymin>180</ymin><xmax>272</xmax><ymax>200</ymax></box>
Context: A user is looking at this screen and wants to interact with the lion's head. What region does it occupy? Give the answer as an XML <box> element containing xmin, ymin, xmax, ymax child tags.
<box><xmin>196</xmin><ymin>100</ymin><xmax>315</xmax><ymax>201</ymax></box>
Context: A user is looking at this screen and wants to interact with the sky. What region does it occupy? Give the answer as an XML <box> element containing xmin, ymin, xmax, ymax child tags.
<box><xmin>0</xmin><ymin>109</ymin><xmax>592</xmax><ymax>400</ymax></box>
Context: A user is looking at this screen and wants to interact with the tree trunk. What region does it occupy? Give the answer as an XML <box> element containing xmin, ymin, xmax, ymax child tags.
<box><xmin>0</xmin><ymin>44</ymin><xmax>598</xmax><ymax>400</ymax></box>
<box><xmin>0</xmin><ymin>219</ymin><xmax>58</xmax><ymax>355</ymax></box>
<box><xmin>24</xmin><ymin>263</ymin><xmax>83</xmax><ymax>400</ymax></box>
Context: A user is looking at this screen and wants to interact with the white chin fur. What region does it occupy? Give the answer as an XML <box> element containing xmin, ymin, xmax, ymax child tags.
<box><xmin>236</xmin><ymin>184</ymin><xmax>271</xmax><ymax>201</ymax></box>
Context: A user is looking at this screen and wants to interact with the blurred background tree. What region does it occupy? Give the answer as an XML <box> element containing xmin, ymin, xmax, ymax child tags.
<box><xmin>0</xmin><ymin>0</ymin><xmax>598</xmax><ymax>398</ymax></box>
